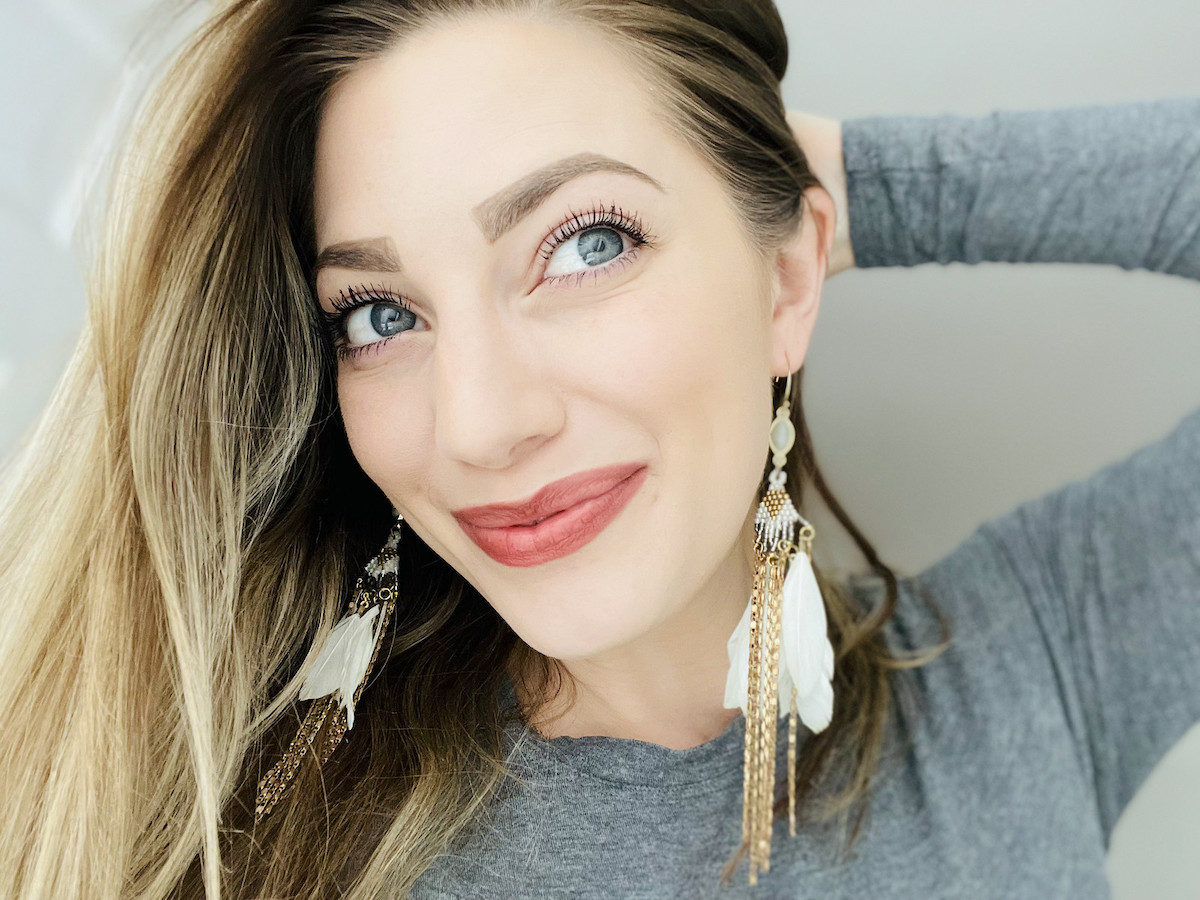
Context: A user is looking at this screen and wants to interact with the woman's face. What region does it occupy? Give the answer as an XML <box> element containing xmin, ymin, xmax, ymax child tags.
<box><xmin>312</xmin><ymin>13</ymin><xmax>822</xmax><ymax>664</ymax></box>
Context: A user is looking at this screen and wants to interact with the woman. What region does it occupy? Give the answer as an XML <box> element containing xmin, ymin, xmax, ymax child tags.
<box><xmin>0</xmin><ymin>0</ymin><xmax>1196</xmax><ymax>897</ymax></box>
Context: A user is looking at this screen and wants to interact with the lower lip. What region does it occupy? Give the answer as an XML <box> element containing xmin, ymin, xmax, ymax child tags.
<box><xmin>456</xmin><ymin>466</ymin><xmax>648</xmax><ymax>567</ymax></box>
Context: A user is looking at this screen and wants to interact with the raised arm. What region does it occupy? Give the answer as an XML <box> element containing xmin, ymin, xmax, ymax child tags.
<box><xmin>794</xmin><ymin>98</ymin><xmax>1200</xmax><ymax>282</ymax></box>
<box><xmin>794</xmin><ymin>99</ymin><xmax>1200</xmax><ymax>848</ymax></box>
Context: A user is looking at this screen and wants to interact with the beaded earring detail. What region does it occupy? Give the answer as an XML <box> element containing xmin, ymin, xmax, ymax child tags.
<box><xmin>724</xmin><ymin>373</ymin><xmax>835</xmax><ymax>885</ymax></box>
<box><xmin>254</xmin><ymin>515</ymin><xmax>404</xmax><ymax>823</ymax></box>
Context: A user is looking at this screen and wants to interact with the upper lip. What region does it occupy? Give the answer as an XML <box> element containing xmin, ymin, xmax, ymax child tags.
<box><xmin>451</xmin><ymin>462</ymin><xmax>647</xmax><ymax>528</ymax></box>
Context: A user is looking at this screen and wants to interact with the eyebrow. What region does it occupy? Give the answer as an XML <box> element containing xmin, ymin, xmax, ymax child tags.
<box><xmin>314</xmin><ymin>152</ymin><xmax>664</xmax><ymax>277</ymax></box>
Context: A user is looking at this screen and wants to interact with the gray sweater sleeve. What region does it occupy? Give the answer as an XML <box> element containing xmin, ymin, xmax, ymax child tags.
<box><xmin>843</xmin><ymin>98</ymin><xmax>1200</xmax><ymax>843</ymax></box>
<box><xmin>842</xmin><ymin>97</ymin><xmax>1200</xmax><ymax>278</ymax></box>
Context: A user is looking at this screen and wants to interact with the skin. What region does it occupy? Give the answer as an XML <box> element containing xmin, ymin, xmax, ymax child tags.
<box><xmin>313</xmin><ymin>11</ymin><xmax>837</xmax><ymax>749</ymax></box>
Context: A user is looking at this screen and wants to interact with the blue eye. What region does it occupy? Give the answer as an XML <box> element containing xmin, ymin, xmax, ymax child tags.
<box><xmin>545</xmin><ymin>225</ymin><xmax>626</xmax><ymax>278</ymax></box>
<box><xmin>539</xmin><ymin>203</ymin><xmax>652</xmax><ymax>285</ymax></box>
<box><xmin>321</xmin><ymin>284</ymin><xmax>419</xmax><ymax>360</ymax></box>
<box><xmin>345</xmin><ymin>301</ymin><xmax>415</xmax><ymax>344</ymax></box>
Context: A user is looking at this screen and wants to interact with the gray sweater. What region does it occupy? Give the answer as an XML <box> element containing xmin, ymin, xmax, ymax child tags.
<box><xmin>407</xmin><ymin>98</ymin><xmax>1200</xmax><ymax>899</ymax></box>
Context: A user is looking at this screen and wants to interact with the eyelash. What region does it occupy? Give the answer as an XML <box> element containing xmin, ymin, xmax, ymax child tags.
<box><xmin>320</xmin><ymin>202</ymin><xmax>654</xmax><ymax>361</ymax></box>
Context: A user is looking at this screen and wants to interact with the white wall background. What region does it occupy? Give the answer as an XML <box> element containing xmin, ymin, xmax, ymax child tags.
<box><xmin>0</xmin><ymin>0</ymin><xmax>1197</xmax><ymax>895</ymax></box>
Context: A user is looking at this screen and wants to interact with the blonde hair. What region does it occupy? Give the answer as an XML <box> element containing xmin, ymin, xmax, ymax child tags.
<box><xmin>0</xmin><ymin>1</ymin><xmax>950</xmax><ymax>897</ymax></box>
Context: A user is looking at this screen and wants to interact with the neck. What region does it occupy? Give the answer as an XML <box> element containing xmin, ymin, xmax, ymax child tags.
<box><xmin>508</xmin><ymin>515</ymin><xmax>757</xmax><ymax>750</ymax></box>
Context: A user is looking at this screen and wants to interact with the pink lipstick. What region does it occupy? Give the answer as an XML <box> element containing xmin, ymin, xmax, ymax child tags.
<box><xmin>451</xmin><ymin>462</ymin><xmax>648</xmax><ymax>567</ymax></box>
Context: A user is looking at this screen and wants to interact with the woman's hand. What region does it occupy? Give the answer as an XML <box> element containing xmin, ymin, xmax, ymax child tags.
<box><xmin>786</xmin><ymin>110</ymin><xmax>855</xmax><ymax>277</ymax></box>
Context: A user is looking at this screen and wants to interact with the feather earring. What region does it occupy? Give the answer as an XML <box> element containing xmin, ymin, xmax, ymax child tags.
<box><xmin>724</xmin><ymin>373</ymin><xmax>835</xmax><ymax>885</ymax></box>
<box><xmin>254</xmin><ymin>515</ymin><xmax>404</xmax><ymax>823</ymax></box>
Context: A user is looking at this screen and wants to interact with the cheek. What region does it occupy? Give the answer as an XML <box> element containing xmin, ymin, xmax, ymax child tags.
<box><xmin>549</xmin><ymin>256</ymin><xmax>771</xmax><ymax>553</ymax></box>
<box><xmin>604</xmin><ymin>256</ymin><xmax>771</xmax><ymax>430</ymax></box>
<box><xmin>632</xmin><ymin>256</ymin><xmax>774</xmax><ymax>529</ymax></box>
<box><xmin>337</xmin><ymin>372</ymin><xmax>432</xmax><ymax>499</ymax></box>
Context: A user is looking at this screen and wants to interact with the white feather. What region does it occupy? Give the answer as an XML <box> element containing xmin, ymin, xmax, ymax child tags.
<box><xmin>776</xmin><ymin>660</ymin><xmax>796</xmax><ymax>720</ymax></box>
<box><xmin>795</xmin><ymin>676</ymin><xmax>834</xmax><ymax>732</ymax></box>
<box><xmin>299</xmin><ymin>605</ymin><xmax>382</xmax><ymax>730</ymax></box>
<box><xmin>779</xmin><ymin>550</ymin><xmax>834</xmax><ymax>734</ymax></box>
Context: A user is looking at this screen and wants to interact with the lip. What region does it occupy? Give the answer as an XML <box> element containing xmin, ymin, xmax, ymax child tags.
<box><xmin>452</xmin><ymin>462</ymin><xmax>647</xmax><ymax>527</ymax></box>
<box><xmin>452</xmin><ymin>462</ymin><xmax>648</xmax><ymax>567</ymax></box>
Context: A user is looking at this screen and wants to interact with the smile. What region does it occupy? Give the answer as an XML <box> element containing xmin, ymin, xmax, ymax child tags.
<box><xmin>451</xmin><ymin>463</ymin><xmax>648</xmax><ymax>567</ymax></box>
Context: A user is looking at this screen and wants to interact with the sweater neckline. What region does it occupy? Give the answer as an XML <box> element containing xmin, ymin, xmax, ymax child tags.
<box><xmin>498</xmin><ymin>671</ymin><xmax>802</xmax><ymax>787</ymax></box>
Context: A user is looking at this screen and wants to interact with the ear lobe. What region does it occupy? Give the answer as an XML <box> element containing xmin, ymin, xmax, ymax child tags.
<box><xmin>768</xmin><ymin>185</ymin><xmax>836</xmax><ymax>379</ymax></box>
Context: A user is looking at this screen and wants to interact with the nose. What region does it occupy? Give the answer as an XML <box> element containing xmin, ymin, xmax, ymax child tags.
<box><xmin>433</xmin><ymin>304</ymin><xmax>565</xmax><ymax>470</ymax></box>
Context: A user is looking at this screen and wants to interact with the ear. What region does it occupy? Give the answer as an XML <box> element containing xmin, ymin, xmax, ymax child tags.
<box><xmin>768</xmin><ymin>184</ymin><xmax>837</xmax><ymax>378</ymax></box>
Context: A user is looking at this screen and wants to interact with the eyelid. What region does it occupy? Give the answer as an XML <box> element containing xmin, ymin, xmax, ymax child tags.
<box><xmin>323</xmin><ymin>282</ymin><xmax>414</xmax><ymax>316</ymax></box>
<box><xmin>537</xmin><ymin>201</ymin><xmax>653</xmax><ymax>262</ymax></box>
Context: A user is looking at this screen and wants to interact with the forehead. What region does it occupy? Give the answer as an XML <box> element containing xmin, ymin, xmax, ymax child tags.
<box><xmin>312</xmin><ymin>12</ymin><xmax>684</xmax><ymax>243</ymax></box>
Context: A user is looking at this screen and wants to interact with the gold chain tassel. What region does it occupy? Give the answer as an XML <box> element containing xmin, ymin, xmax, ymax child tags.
<box><xmin>254</xmin><ymin>580</ymin><xmax>398</xmax><ymax>823</ymax></box>
<box><xmin>743</xmin><ymin>546</ymin><xmax>792</xmax><ymax>884</ymax></box>
<box><xmin>757</xmin><ymin>559</ymin><xmax>774</xmax><ymax>876</ymax></box>
<box><xmin>761</xmin><ymin>554</ymin><xmax>785</xmax><ymax>876</ymax></box>
<box><xmin>254</xmin><ymin>694</ymin><xmax>337</xmax><ymax>822</ymax></box>
<box><xmin>743</xmin><ymin>555</ymin><xmax>764</xmax><ymax>885</ymax></box>
<box><xmin>788</xmin><ymin>690</ymin><xmax>798</xmax><ymax>837</ymax></box>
